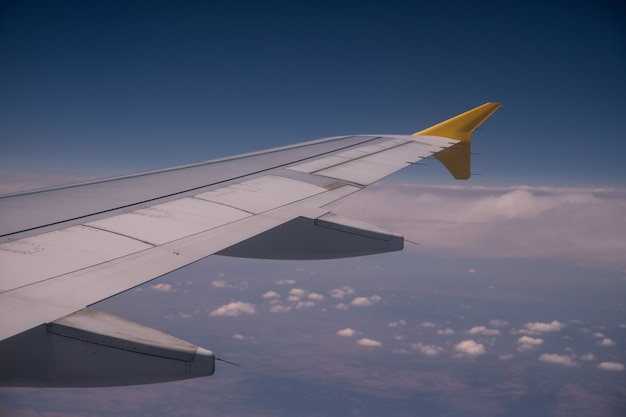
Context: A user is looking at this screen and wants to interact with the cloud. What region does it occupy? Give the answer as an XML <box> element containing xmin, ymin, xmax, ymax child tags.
<box><xmin>329</xmin><ymin>286</ymin><xmax>355</xmax><ymax>299</ymax></box>
<box><xmin>350</xmin><ymin>295</ymin><xmax>381</xmax><ymax>307</ymax></box>
<box><xmin>357</xmin><ymin>338</ymin><xmax>382</xmax><ymax>347</ymax></box>
<box><xmin>538</xmin><ymin>354</ymin><xmax>577</xmax><ymax>367</ymax></box>
<box><xmin>329</xmin><ymin>184</ymin><xmax>626</xmax><ymax>267</ymax></box>
<box><xmin>412</xmin><ymin>343</ymin><xmax>444</xmax><ymax>356</ymax></box>
<box><xmin>308</xmin><ymin>292</ymin><xmax>325</xmax><ymax>301</ymax></box>
<box><xmin>337</xmin><ymin>328</ymin><xmax>357</xmax><ymax>337</ymax></box>
<box><xmin>210</xmin><ymin>301</ymin><xmax>256</xmax><ymax>317</ymax></box>
<box><xmin>518</xmin><ymin>336</ymin><xmax>544</xmax><ymax>345</ymax></box>
<box><xmin>211</xmin><ymin>280</ymin><xmax>226</xmax><ymax>288</ymax></box>
<box><xmin>468</xmin><ymin>326</ymin><xmax>500</xmax><ymax>335</ymax></box>
<box><xmin>269</xmin><ymin>305</ymin><xmax>291</xmax><ymax>313</ymax></box>
<box><xmin>521</xmin><ymin>321</ymin><xmax>566</xmax><ymax>334</ymax></box>
<box><xmin>489</xmin><ymin>319</ymin><xmax>509</xmax><ymax>327</ymax></box>
<box><xmin>597</xmin><ymin>362</ymin><xmax>625</xmax><ymax>371</ymax></box>
<box><xmin>262</xmin><ymin>291</ymin><xmax>280</xmax><ymax>299</ymax></box>
<box><xmin>499</xmin><ymin>354</ymin><xmax>514</xmax><ymax>360</ymax></box>
<box><xmin>455</xmin><ymin>340</ymin><xmax>485</xmax><ymax>356</ymax></box>
<box><xmin>165</xmin><ymin>311</ymin><xmax>193</xmax><ymax>320</ymax></box>
<box><xmin>437</xmin><ymin>328</ymin><xmax>454</xmax><ymax>335</ymax></box>
<box><xmin>517</xmin><ymin>336</ymin><xmax>544</xmax><ymax>352</ymax></box>
<box><xmin>288</xmin><ymin>288</ymin><xmax>307</xmax><ymax>297</ymax></box>
<box><xmin>597</xmin><ymin>338</ymin><xmax>616</xmax><ymax>346</ymax></box>
<box><xmin>150</xmin><ymin>283</ymin><xmax>174</xmax><ymax>292</ymax></box>
<box><xmin>388</xmin><ymin>320</ymin><xmax>407</xmax><ymax>327</ymax></box>
<box><xmin>420</xmin><ymin>321</ymin><xmax>437</xmax><ymax>328</ymax></box>
<box><xmin>275</xmin><ymin>279</ymin><xmax>296</xmax><ymax>285</ymax></box>
<box><xmin>580</xmin><ymin>353</ymin><xmax>596</xmax><ymax>361</ymax></box>
<box><xmin>296</xmin><ymin>301</ymin><xmax>315</xmax><ymax>309</ymax></box>
<box><xmin>233</xmin><ymin>334</ymin><xmax>245</xmax><ymax>340</ymax></box>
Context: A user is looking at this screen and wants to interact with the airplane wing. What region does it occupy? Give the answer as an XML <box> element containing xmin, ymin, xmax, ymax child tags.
<box><xmin>0</xmin><ymin>102</ymin><xmax>500</xmax><ymax>387</ymax></box>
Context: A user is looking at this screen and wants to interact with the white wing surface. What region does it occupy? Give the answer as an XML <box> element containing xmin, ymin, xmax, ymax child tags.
<box><xmin>0</xmin><ymin>103</ymin><xmax>500</xmax><ymax>387</ymax></box>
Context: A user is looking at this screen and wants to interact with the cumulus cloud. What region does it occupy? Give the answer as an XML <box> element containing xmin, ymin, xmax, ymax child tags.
<box><xmin>420</xmin><ymin>321</ymin><xmax>437</xmax><ymax>328</ymax></box>
<box><xmin>538</xmin><ymin>354</ymin><xmax>577</xmax><ymax>367</ymax></box>
<box><xmin>211</xmin><ymin>280</ymin><xmax>226</xmax><ymax>288</ymax></box>
<box><xmin>455</xmin><ymin>340</ymin><xmax>485</xmax><ymax>356</ymax></box>
<box><xmin>388</xmin><ymin>320</ymin><xmax>407</xmax><ymax>327</ymax></box>
<box><xmin>357</xmin><ymin>338</ymin><xmax>382</xmax><ymax>347</ymax></box>
<box><xmin>437</xmin><ymin>328</ymin><xmax>454</xmax><ymax>335</ymax></box>
<box><xmin>580</xmin><ymin>353</ymin><xmax>596</xmax><ymax>361</ymax></box>
<box><xmin>337</xmin><ymin>328</ymin><xmax>357</xmax><ymax>337</ymax></box>
<box><xmin>597</xmin><ymin>362</ymin><xmax>625</xmax><ymax>371</ymax></box>
<box><xmin>468</xmin><ymin>326</ymin><xmax>500</xmax><ymax>336</ymax></box>
<box><xmin>296</xmin><ymin>301</ymin><xmax>315</xmax><ymax>309</ymax></box>
<box><xmin>210</xmin><ymin>301</ymin><xmax>256</xmax><ymax>317</ymax></box>
<box><xmin>521</xmin><ymin>321</ymin><xmax>566</xmax><ymax>334</ymax></box>
<box><xmin>518</xmin><ymin>336</ymin><xmax>544</xmax><ymax>345</ymax></box>
<box><xmin>412</xmin><ymin>343</ymin><xmax>444</xmax><ymax>356</ymax></box>
<box><xmin>329</xmin><ymin>184</ymin><xmax>626</xmax><ymax>267</ymax></box>
<box><xmin>262</xmin><ymin>291</ymin><xmax>280</xmax><ymax>299</ymax></box>
<box><xmin>269</xmin><ymin>305</ymin><xmax>291</xmax><ymax>313</ymax></box>
<box><xmin>489</xmin><ymin>319</ymin><xmax>509</xmax><ymax>327</ymax></box>
<box><xmin>150</xmin><ymin>283</ymin><xmax>174</xmax><ymax>292</ymax></box>
<box><xmin>308</xmin><ymin>292</ymin><xmax>325</xmax><ymax>301</ymax></box>
<box><xmin>289</xmin><ymin>288</ymin><xmax>307</xmax><ymax>297</ymax></box>
<box><xmin>517</xmin><ymin>336</ymin><xmax>544</xmax><ymax>352</ymax></box>
<box><xmin>350</xmin><ymin>295</ymin><xmax>381</xmax><ymax>307</ymax></box>
<box><xmin>598</xmin><ymin>338</ymin><xmax>616</xmax><ymax>346</ymax></box>
<box><xmin>233</xmin><ymin>334</ymin><xmax>245</xmax><ymax>340</ymax></box>
<box><xmin>329</xmin><ymin>286</ymin><xmax>355</xmax><ymax>299</ymax></box>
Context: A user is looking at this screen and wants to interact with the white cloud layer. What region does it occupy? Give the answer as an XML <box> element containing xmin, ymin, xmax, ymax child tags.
<box><xmin>330</xmin><ymin>184</ymin><xmax>626</xmax><ymax>267</ymax></box>
<box><xmin>210</xmin><ymin>301</ymin><xmax>256</xmax><ymax>317</ymax></box>
<box><xmin>538</xmin><ymin>354</ymin><xmax>577</xmax><ymax>367</ymax></box>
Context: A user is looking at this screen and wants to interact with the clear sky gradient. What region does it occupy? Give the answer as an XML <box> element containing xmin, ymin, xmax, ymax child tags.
<box><xmin>1</xmin><ymin>1</ymin><xmax>625</xmax><ymax>417</ymax></box>
<box><xmin>1</xmin><ymin>1</ymin><xmax>624</xmax><ymax>184</ymax></box>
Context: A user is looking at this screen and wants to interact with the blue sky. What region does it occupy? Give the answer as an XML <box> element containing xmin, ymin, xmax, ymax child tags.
<box><xmin>1</xmin><ymin>1</ymin><xmax>624</xmax><ymax>184</ymax></box>
<box><xmin>1</xmin><ymin>1</ymin><xmax>625</xmax><ymax>416</ymax></box>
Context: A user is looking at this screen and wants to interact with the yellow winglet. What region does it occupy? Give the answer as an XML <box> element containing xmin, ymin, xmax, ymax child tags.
<box><xmin>412</xmin><ymin>102</ymin><xmax>501</xmax><ymax>142</ymax></box>
<box><xmin>413</xmin><ymin>102</ymin><xmax>501</xmax><ymax>180</ymax></box>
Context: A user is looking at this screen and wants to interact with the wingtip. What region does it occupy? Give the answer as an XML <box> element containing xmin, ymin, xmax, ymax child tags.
<box><xmin>413</xmin><ymin>102</ymin><xmax>501</xmax><ymax>142</ymax></box>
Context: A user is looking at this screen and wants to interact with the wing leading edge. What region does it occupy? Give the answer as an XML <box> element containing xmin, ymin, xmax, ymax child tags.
<box><xmin>0</xmin><ymin>103</ymin><xmax>500</xmax><ymax>387</ymax></box>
